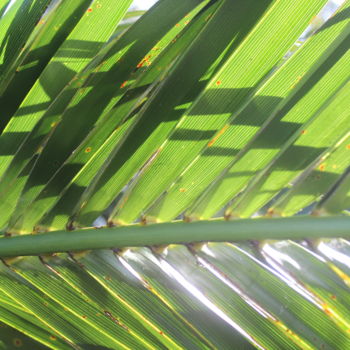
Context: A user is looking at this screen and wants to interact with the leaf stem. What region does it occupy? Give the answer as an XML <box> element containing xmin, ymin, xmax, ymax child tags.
<box><xmin>0</xmin><ymin>216</ymin><xmax>349</xmax><ymax>257</ymax></box>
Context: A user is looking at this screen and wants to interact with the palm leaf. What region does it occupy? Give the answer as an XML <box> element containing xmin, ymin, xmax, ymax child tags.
<box><xmin>0</xmin><ymin>0</ymin><xmax>349</xmax><ymax>349</ymax></box>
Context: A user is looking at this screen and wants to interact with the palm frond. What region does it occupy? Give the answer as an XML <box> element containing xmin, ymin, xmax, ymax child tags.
<box><xmin>0</xmin><ymin>0</ymin><xmax>349</xmax><ymax>349</ymax></box>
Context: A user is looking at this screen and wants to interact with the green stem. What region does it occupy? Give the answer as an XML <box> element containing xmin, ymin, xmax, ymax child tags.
<box><xmin>0</xmin><ymin>216</ymin><xmax>349</xmax><ymax>257</ymax></box>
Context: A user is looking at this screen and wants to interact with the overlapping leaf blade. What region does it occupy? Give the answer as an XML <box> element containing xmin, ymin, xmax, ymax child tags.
<box><xmin>4</xmin><ymin>0</ymin><xmax>210</xmax><ymax>233</ymax></box>
<box><xmin>0</xmin><ymin>0</ymin><xmax>134</xmax><ymax>229</ymax></box>
<box><xmin>1</xmin><ymin>242</ymin><xmax>348</xmax><ymax>349</ymax></box>
<box><xmin>114</xmin><ymin>0</ymin><xmax>348</xmax><ymax>224</ymax></box>
<box><xmin>185</xmin><ymin>28</ymin><xmax>350</xmax><ymax>220</ymax></box>
<box><xmin>0</xmin><ymin>0</ymin><xmax>93</xmax><ymax>129</ymax></box>
<box><xmin>35</xmin><ymin>0</ymin><xmax>215</xmax><ymax>232</ymax></box>
<box><xmin>198</xmin><ymin>242</ymin><xmax>350</xmax><ymax>349</ymax></box>
<box><xmin>73</xmin><ymin>0</ymin><xmax>284</xmax><ymax>227</ymax></box>
<box><xmin>0</xmin><ymin>0</ymin><xmax>52</xmax><ymax>82</ymax></box>
<box><xmin>272</xmin><ymin>136</ymin><xmax>350</xmax><ymax>216</ymax></box>
<box><xmin>0</xmin><ymin>0</ymin><xmax>133</xmax><ymax>179</ymax></box>
<box><xmin>261</xmin><ymin>241</ymin><xmax>350</xmax><ymax>332</ymax></box>
<box><xmin>226</xmin><ymin>80</ymin><xmax>350</xmax><ymax>218</ymax></box>
<box><xmin>0</xmin><ymin>320</ymin><xmax>51</xmax><ymax>350</ymax></box>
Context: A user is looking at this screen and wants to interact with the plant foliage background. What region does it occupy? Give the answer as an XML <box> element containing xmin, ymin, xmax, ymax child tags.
<box><xmin>0</xmin><ymin>0</ymin><xmax>349</xmax><ymax>348</ymax></box>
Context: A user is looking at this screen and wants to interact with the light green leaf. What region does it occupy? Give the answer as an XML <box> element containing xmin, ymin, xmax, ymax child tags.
<box><xmin>110</xmin><ymin>0</ymin><xmax>335</xmax><ymax>224</ymax></box>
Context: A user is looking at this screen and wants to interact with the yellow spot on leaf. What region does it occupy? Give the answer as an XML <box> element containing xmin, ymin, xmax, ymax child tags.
<box><xmin>207</xmin><ymin>124</ymin><xmax>229</xmax><ymax>147</ymax></box>
<box><xmin>291</xmin><ymin>75</ymin><xmax>304</xmax><ymax>89</ymax></box>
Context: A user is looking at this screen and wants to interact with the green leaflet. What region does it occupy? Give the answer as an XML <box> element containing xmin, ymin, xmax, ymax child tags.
<box><xmin>142</xmin><ymin>5</ymin><xmax>350</xmax><ymax>223</ymax></box>
<box><xmin>198</xmin><ymin>242</ymin><xmax>350</xmax><ymax>349</ymax></box>
<box><xmin>0</xmin><ymin>0</ymin><xmax>52</xmax><ymax>80</ymax></box>
<box><xmin>58</xmin><ymin>0</ymin><xmax>271</xmax><ymax>227</ymax></box>
<box><xmin>3</xmin><ymin>0</ymin><xmax>207</xmax><ymax>233</ymax></box>
<box><xmin>67</xmin><ymin>0</ymin><xmax>276</xmax><ymax>226</ymax></box>
<box><xmin>316</xmin><ymin>166</ymin><xmax>350</xmax><ymax>214</ymax></box>
<box><xmin>77</xmin><ymin>249</ymin><xmax>216</xmax><ymax>350</ymax></box>
<box><xmin>74</xmin><ymin>0</ymin><xmax>329</xmax><ymax>227</ymax></box>
<box><xmin>0</xmin><ymin>262</ymin><xmax>93</xmax><ymax>349</ymax></box>
<box><xmin>33</xmin><ymin>0</ymin><xmax>214</xmax><ymax>231</ymax></box>
<box><xmin>0</xmin><ymin>319</ymin><xmax>52</xmax><ymax>350</ymax></box>
<box><xmin>273</xmin><ymin>135</ymin><xmax>350</xmax><ymax>216</ymax></box>
<box><xmin>185</xmin><ymin>30</ymin><xmax>350</xmax><ymax>221</ymax></box>
<box><xmin>0</xmin><ymin>157</ymin><xmax>35</xmax><ymax>229</ymax></box>
<box><xmin>42</xmin><ymin>253</ymin><xmax>185</xmax><ymax>350</ymax></box>
<box><xmin>0</xmin><ymin>0</ymin><xmax>133</xmax><ymax>178</ymax></box>
<box><xmin>261</xmin><ymin>240</ymin><xmax>350</xmax><ymax>333</ymax></box>
<box><xmin>0</xmin><ymin>0</ymin><xmax>11</xmax><ymax>21</ymax></box>
<box><xmin>225</xmin><ymin>80</ymin><xmax>350</xmax><ymax>218</ymax></box>
<box><xmin>123</xmin><ymin>245</ymin><xmax>296</xmax><ymax>349</ymax></box>
<box><xmin>316</xmin><ymin>239</ymin><xmax>350</xmax><ymax>287</ymax></box>
<box><xmin>6</xmin><ymin>256</ymin><xmax>160</xmax><ymax>350</ymax></box>
<box><xmin>0</xmin><ymin>0</ymin><xmax>133</xmax><ymax>229</ymax></box>
<box><xmin>0</xmin><ymin>293</ymin><xmax>27</xmax><ymax>312</ymax></box>
<box><xmin>0</xmin><ymin>307</ymin><xmax>68</xmax><ymax>350</ymax></box>
<box><xmin>0</xmin><ymin>0</ymin><xmax>93</xmax><ymax>131</ymax></box>
<box><xmin>109</xmin><ymin>0</ymin><xmax>331</xmax><ymax>225</ymax></box>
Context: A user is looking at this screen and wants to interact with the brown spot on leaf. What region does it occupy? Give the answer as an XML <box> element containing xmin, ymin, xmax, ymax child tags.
<box><xmin>267</xmin><ymin>208</ymin><xmax>275</xmax><ymax>216</ymax></box>
<box><xmin>322</xmin><ymin>304</ymin><xmax>333</xmax><ymax>316</ymax></box>
<box><xmin>13</xmin><ymin>338</ymin><xmax>22</xmax><ymax>347</ymax></box>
